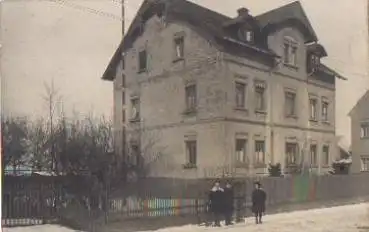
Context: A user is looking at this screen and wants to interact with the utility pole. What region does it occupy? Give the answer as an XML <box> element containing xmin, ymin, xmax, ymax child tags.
<box><xmin>121</xmin><ymin>0</ymin><xmax>126</xmax><ymax>167</ymax></box>
<box><xmin>122</xmin><ymin>0</ymin><xmax>125</xmax><ymax>36</ymax></box>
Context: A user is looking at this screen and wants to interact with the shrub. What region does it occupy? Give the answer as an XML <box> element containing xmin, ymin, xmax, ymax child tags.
<box><xmin>268</xmin><ymin>163</ymin><xmax>282</xmax><ymax>177</ymax></box>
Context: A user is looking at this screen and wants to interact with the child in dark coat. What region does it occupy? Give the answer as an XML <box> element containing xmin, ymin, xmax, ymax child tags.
<box><xmin>251</xmin><ymin>181</ymin><xmax>267</xmax><ymax>224</ymax></box>
<box><xmin>208</xmin><ymin>181</ymin><xmax>224</xmax><ymax>227</ymax></box>
<box><xmin>223</xmin><ymin>182</ymin><xmax>234</xmax><ymax>226</ymax></box>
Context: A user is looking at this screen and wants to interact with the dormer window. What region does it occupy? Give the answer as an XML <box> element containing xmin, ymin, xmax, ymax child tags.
<box><xmin>245</xmin><ymin>31</ymin><xmax>254</xmax><ymax>42</ymax></box>
<box><xmin>283</xmin><ymin>36</ymin><xmax>298</xmax><ymax>67</ymax></box>
<box><xmin>238</xmin><ymin>29</ymin><xmax>254</xmax><ymax>43</ymax></box>
<box><xmin>307</xmin><ymin>53</ymin><xmax>320</xmax><ymax>73</ymax></box>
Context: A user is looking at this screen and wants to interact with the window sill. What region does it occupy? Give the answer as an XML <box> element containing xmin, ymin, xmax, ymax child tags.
<box><xmin>234</xmin><ymin>107</ymin><xmax>248</xmax><ymax>113</ymax></box>
<box><xmin>322</xmin><ymin>165</ymin><xmax>330</xmax><ymax>168</ymax></box>
<box><xmin>285</xmin><ymin>114</ymin><xmax>298</xmax><ymax>119</ymax></box>
<box><xmin>309</xmin><ymin>165</ymin><xmax>319</xmax><ymax>168</ymax></box>
<box><xmin>182</xmin><ymin>109</ymin><xmax>197</xmax><ymax>116</ymax></box>
<box><xmin>360</xmin><ymin>137</ymin><xmax>369</xmax><ymax>140</ymax></box>
<box><xmin>129</xmin><ymin>118</ymin><xmax>141</xmax><ymax>123</ymax></box>
<box><xmin>360</xmin><ymin>170</ymin><xmax>369</xmax><ymax>172</ymax></box>
<box><xmin>255</xmin><ymin>110</ymin><xmax>267</xmax><ymax>115</ymax></box>
<box><xmin>182</xmin><ymin>163</ymin><xmax>197</xmax><ymax>169</ymax></box>
<box><xmin>321</xmin><ymin>120</ymin><xmax>330</xmax><ymax>125</ymax></box>
<box><xmin>254</xmin><ymin>163</ymin><xmax>267</xmax><ymax>168</ymax></box>
<box><xmin>235</xmin><ymin>162</ymin><xmax>249</xmax><ymax>168</ymax></box>
<box><xmin>172</xmin><ymin>57</ymin><xmax>184</xmax><ymax>63</ymax></box>
<box><xmin>137</xmin><ymin>68</ymin><xmax>147</xmax><ymax>74</ymax></box>
<box><xmin>284</xmin><ymin>63</ymin><xmax>299</xmax><ymax>70</ymax></box>
<box><xmin>309</xmin><ymin>119</ymin><xmax>318</xmax><ymax>123</ymax></box>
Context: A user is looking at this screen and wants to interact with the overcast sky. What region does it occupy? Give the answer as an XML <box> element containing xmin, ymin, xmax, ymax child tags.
<box><xmin>1</xmin><ymin>0</ymin><xmax>368</xmax><ymax>146</ymax></box>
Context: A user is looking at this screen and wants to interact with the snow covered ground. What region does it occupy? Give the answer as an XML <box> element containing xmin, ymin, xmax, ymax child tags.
<box><xmin>3</xmin><ymin>203</ymin><xmax>369</xmax><ymax>232</ymax></box>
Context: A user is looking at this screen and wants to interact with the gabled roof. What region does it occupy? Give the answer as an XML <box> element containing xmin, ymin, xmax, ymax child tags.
<box><xmin>255</xmin><ymin>1</ymin><xmax>317</xmax><ymax>43</ymax></box>
<box><xmin>101</xmin><ymin>0</ymin><xmax>322</xmax><ymax>81</ymax></box>
<box><xmin>348</xmin><ymin>90</ymin><xmax>369</xmax><ymax>117</ymax></box>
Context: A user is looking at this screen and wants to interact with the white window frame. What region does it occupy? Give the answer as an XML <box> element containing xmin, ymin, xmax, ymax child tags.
<box><xmin>254</xmin><ymin>140</ymin><xmax>266</xmax><ymax>166</ymax></box>
<box><xmin>310</xmin><ymin>143</ymin><xmax>318</xmax><ymax>166</ymax></box>
<box><xmin>321</xmin><ymin>99</ymin><xmax>329</xmax><ymax>122</ymax></box>
<box><xmin>286</xmin><ymin>142</ymin><xmax>298</xmax><ymax>166</ymax></box>
<box><xmin>360</xmin><ymin>157</ymin><xmax>369</xmax><ymax>172</ymax></box>
<box><xmin>174</xmin><ymin>35</ymin><xmax>184</xmax><ymax>59</ymax></box>
<box><xmin>283</xmin><ymin>36</ymin><xmax>298</xmax><ymax>66</ymax></box>
<box><xmin>185</xmin><ymin>84</ymin><xmax>197</xmax><ymax>111</ymax></box>
<box><xmin>322</xmin><ymin>144</ymin><xmax>330</xmax><ymax>166</ymax></box>
<box><xmin>284</xmin><ymin>90</ymin><xmax>296</xmax><ymax>117</ymax></box>
<box><xmin>185</xmin><ymin>140</ymin><xmax>197</xmax><ymax>165</ymax></box>
<box><xmin>235</xmin><ymin>82</ymin><xmax>247</xmax><ymax>109</ymax></box>
<box><xmin>360</xmin><ymin>122</ymin><xmax>369</xmax><ymax>139</ymax></box>
<box><xmin>309</xmin><ymin>97</ymin><xmax>318</xmax><ymax>121</ymax></box>
<box><xmin>235</xmin><ymin>138</ymin><xmax>248</xmax><ymax>164</ymax></box>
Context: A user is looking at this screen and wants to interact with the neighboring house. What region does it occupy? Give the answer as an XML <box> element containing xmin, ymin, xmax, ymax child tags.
<box><xmin>349</xmin><ymin>90</ymin><xmax>369</xmax><ymax>173</ymax></box>
<box><xmin>102</xmin><ymin>0</ymin><xmax>346</xmax><ymax>178</ymax></box>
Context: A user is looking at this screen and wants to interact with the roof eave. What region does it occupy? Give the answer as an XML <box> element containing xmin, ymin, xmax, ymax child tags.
<box><xmin>101</xmin><ymin>42</ymin><xmax>123</xmax><ymax>81</ymax></box>
<box><xmin>222</xmin><ymin>36</ymin><xmax>278</xmax><ymax>57</ymax></box>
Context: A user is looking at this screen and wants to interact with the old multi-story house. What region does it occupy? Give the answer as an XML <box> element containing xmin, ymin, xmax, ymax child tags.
<box><xmin>349</xmin><ymin>90</ymin><xmax>369</xmax><ymax>173</ymax></box>
<box><xmin>102</xmin><ymin>0</ymin><xmax>346</xmax><ymax>178</ymax></box>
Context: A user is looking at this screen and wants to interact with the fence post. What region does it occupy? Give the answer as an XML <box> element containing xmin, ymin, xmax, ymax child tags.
<box><xmin>195</xmin><ymin>198</ymin><xmax>200</xmax><ymax>225</ymax></box>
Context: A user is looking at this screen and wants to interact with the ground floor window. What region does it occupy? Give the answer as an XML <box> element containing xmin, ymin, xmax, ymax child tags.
<box><xmin>235</xmin><ymin>139</ymin><xmax>248</xmax><ymax>163</ymax></box>
<box><xmin>361</xmin><ymin>157</ymin><xmax>369</xmax><ymax>172</ymax></box>
<box><xmin>185</xmin><ymin>140</ymin><xmax>197</xmax><ymax>166</ymax></box>
<box><xmin>286</xmin><ymin>142</ymin><xmax>298</xmax><ymax>165</ymax></box>
<box><xmin>322</xmin><ymin>145</ymin><xmax>330</xmax><ymax>166</ymax></box>
<box><xmin>254</xmin><ymin>140</ymin><xmax>265</xmax><ymax>165</ymax></box>
<box><xmin>310</xmin><ymin>144</ymin><xmax>317</xmax><ymax>166</ymax></box>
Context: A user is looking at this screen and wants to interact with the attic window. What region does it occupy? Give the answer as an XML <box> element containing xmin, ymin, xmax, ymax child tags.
<box><xmin>283</xmin><ymin>37</ymin><xmax>298</xmax><ymax>67</ymax></box>
<box><xmin>238</xmin><ymin>29</ymin><xmax>254</xmax><ymax>43</ymax></box>
<box><xmin>307</xmin><ymin>53</ymin><xmax>320</xmax><ymax>74</ymax></box>
<box><xmin>245</xmin><ymin>31</ymin><xmax>254</xmax><ymax>42</ymax></box>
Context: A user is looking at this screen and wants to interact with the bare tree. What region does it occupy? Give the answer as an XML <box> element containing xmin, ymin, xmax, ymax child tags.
<box><xmin>28</xmin><ymin>118</ymin><xmax>49</xmax><ymax>171</ymax></box>
<box><xmin>125</xmin><ymin>123</ymin><xmax>167</xmax><ymax>180</ymax></box>
<box><xmin>1</xmin><ymin>116</ymin><xmax>29</xmax><ymax>174</ymax></box>
<box><xmin>42</xmin><ymin>79</ymin><xmax>62</xmax><ymax>173</ymax></box>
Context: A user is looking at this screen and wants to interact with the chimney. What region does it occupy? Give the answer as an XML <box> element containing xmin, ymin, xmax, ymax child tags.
<box><xmin>237</xmin><ymin>7</ymin><xmax>250</xmax><ymax>18</ymax></box>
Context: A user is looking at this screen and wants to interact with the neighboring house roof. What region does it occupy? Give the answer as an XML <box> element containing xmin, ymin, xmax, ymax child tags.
<box><xmin>348</xmin><ymin>89</ymin><xmax>369</xmax><ymax>117</ymax></box>
<box><xmin>319</xmin><ymin>64</ymin><xmax>347</xmax><ymax>80</ymax></box>
<box><xmin>255</xmin><ymin>1</ymin><xmax>317</xmax><ymax>43</ymax></box>
<box><xmin>101</xmin><ymin>0</ymin><xmax>341</xmax><ymax>81</ymax></box>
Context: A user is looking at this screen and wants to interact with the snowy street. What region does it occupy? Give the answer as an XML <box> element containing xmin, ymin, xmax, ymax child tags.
<box><xmin>3</xmin><ymin>203</ymin><xmax>369</xmax><ymax>232</ymax></box>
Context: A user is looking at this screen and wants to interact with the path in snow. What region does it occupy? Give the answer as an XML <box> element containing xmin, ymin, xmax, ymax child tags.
<box><xmin>3</xmin><ymin>203</ymin><xmax>369</xmax><ymax>232</ymax></box>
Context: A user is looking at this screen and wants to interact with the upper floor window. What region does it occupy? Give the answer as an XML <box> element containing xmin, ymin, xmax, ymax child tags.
<box><xmin>254</xmin><ymin>81</ymin><xmax>266</xmax><ymax>112</ymax></box>
<box><xmin>284</xmin><ymin>91</ymin><xmax>296</xmax><ymax>117</ymax></box>
<box><xmin>174</xmin><ymin>36</ymin><xmax>184</xmax><ymax>60</ymax></box>
<box><xmin>321</xmin><ymin>99</ymin><xmax>329</xmax><ymax>122</ymax></box>
<box><xmin>360</xmin><ymin>123</ymin><xmax>369</xmax><ymax>139</ymax></box>
<box><xmin>185</xmin><ymin>84</ymin><xmax>197</xmax><ymax>112</ymax></box>
<box><xmin>309</xmin><ymin>97</ymin><xmax>318</xmax><ymax>121</ymax></box>
<box><xmin>235</xmin><ymin>82</ymin><xmax>246</xmax><ymax>109</ymax></box>
<box><xmin>130</xmin><ymin>97</ymin><xmax>140</xmax><ymax>121</ymax></box>
<box><xmin>245</xmin><ymin>31</ymin><xmax>254</xmax><ymax>42</ymax></box>
<box><xmin>283</xmin><ymin>37</ymin><xmax>298</xmax><ymax>66</ymax></box>
<box><xmin>238</xmin><ymin>29</ymin><xmax>254</xmax><ymax>43</ymax></box>
<box><xmin>307</xmin><ymin>54</ymin><xmax>320</xmax><ymax>73</ymax></box>
<box><xmin>138</xmin><ymin>49</ymin><xmax>147</xmax><ymax>72</ymax></box>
